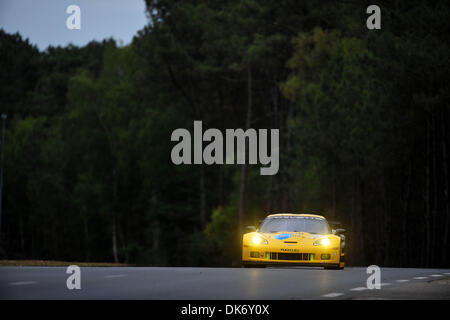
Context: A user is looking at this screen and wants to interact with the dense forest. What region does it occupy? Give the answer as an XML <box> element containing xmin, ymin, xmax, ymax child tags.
<box><xmin>0</xmin><ymin>0</ymin><xmax>449</xmax><ymax>267</ymax></box>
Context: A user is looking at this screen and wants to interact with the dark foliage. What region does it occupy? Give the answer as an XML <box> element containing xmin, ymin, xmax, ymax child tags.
<box><xmin>0</xmin><ymin>1</ymin><xmax>449</xmax><ymax>267</ymax></box>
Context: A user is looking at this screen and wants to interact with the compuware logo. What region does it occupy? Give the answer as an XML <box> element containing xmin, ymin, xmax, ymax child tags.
<box><xmin>274</xmin><ymin>233</ymin><xmax>293</xmax><ymax>240</ymax></box>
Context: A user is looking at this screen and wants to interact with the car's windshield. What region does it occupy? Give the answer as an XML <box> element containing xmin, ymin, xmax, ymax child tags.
<box><xmin>260</xmin><ymin>216</ymin><xmax>331</xmax><ymax>234</ymax></box>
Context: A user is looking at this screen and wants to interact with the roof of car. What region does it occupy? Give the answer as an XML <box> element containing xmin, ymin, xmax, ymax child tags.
<box><xmin>267</xmin><ymin>213</ymin><xmax>326</xmax><ymax>219</ymax></box>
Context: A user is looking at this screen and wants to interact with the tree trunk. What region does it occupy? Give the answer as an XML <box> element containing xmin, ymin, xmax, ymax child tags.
<box><xmin>118</xmin><ymin>219</ymin><xmax>128</xmax><ymax>263</ymax></box>
<box><xmin>431</xmin><ymin>106</ymin><xmax>438</xmax><ymax>266</ymax></box>
<box><xmin>19</xmin><ymin>214</ymin><xmax>25</xmax><ymax>252</ymax></box>
<box><xmin>238</xmin><ymin>164</ymin><xmax>248</xmax><ymax>235</ymax></box>
<box><xmin>84</xmin><ymin>218</ymin><xmax>90</xmax><ymax>261</ymax></box>
<box><xmin>152</xmin><ymin>220</ymin><xmax>160</xmax><ymax>252</ymax></box>
<box><xmin>357</xmin><ymin>173</ymin><xmax>364</xmax><ymax>264</ymax></box>
<box><xmin>380</xmin><ymin>173</ymin><xmax>388</xmax><ymax>265</ymax></box>
<box><xmin>151</xmin><ymin>192</ymin><xmax>160</xmax><ymax>253</ymax></box>
<box><xmin>267</xmin><ymin>174</ymin><xmax>273</xmax><ymax>213</ymax></box>
<box><xmin>94</xmin><ymin>105</ymin><xmax>120</xmax><ymax>264</ymax></box>
<box><xmin>332</xmin><ymin>164</ymin><xmax>336</xmax><ymax>220</ymax></box>
<box><xmin>350</xmin><ymin>174</ymin><xmax>356</xmax><ymax>264</ymax></box>
<box><xmin>424</xmin><ymin>114</ymin><xmax>431</xmax><ymax>267</ymax></box>
<box><xmin>238</xmin><ymin>67</ymin><xmax>252</xmax><ymax>240</ymax></box>
<box><xmin>112</xmin><ymin>169</ymin><xmax>119</xmax><ymax>263</ymax></box>
<box><xmin>218</xmin><ymin>165</ymin><xmax>224</xmax><ymax>207</ymax></box>
<box><xmin>267</xmin><ymin>76</ymin><xmax>278</xmax><ymax>213</ymax></box>
<box><xmin>441</xmin><ymin>107</ymin><xmax>449</xmax><ymax>265</ymax></box>
<box><xmin>112</xmin><ymin>214</ymin><xmax>119</xmax><ymax>263</ymax></box>
<box><xmin>200</xmin><ymin>165</ymin><xmax>206</xmax><ymax>228</ymax></box>
<box><xmin>402</xmin><ymin>160</ymin><xmax>412</xmax><ymax>266</ymax></box>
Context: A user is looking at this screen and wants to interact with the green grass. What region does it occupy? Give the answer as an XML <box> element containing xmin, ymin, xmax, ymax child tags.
<box><xmin>0</xmin><ymin>260</ymin><xmax>133</xmax><ymax>267</ymax></box>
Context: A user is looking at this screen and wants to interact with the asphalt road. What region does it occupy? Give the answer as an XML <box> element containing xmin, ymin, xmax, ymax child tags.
<box><xmin>1</xmin><ymin>266</ymin><xmax>449</xmax><ymax>299</ymax></box>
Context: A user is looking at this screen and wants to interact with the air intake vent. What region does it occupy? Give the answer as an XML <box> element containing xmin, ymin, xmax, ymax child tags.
<box><xmin>268</xmin><ymin>252</ymin><xmax>315</xmax><ymax>261</ymax></box>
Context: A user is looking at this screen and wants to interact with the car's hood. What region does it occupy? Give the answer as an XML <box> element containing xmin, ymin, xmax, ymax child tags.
<box><xmin>259</xmin><ymin>231</ymin><xmax>325</xmax><ymax>240</ymax></box>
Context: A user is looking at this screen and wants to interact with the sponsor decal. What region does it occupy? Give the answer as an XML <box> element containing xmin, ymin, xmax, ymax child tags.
<box><xmin>280</xmin><ymin>248</ymin><xmax>299</xmax><ymax>252</ymax></box>
<box><xmin>274</xmin><ymin>233</ymin><xmax>293</xmax><ymax>240</ymax></box>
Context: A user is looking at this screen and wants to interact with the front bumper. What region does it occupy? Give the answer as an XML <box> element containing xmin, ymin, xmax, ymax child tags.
<box><xmin>242</xmin><ymin>246</ymin><xmax>343</xmax><ymax>265</ymax></box>
<box><xmin>242</xmin><ymin>260</ymin><xmax>341</xmax><ymax>268</ymax></box>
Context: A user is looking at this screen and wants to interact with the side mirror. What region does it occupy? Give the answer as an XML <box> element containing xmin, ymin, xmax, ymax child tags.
<box><xmin>246</xmin><ymin>226</ymin><xmax>256</xmax><ymax>232</ymax></box>
<box><xmin>335</xmin><ymin>228</ymin><xmax>346</xmax><ymax>234</ymax></box>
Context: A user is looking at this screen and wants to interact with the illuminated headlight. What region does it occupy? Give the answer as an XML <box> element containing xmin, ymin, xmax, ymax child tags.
<box><xmin>252</xmin><ymin>235</ymin><xmax>268</xmax><ymax>245</ymax></box>
<box><xmin>313</xmin><ymin>237</ymin><xmax>331</xmax><ymax>246</ymax></box>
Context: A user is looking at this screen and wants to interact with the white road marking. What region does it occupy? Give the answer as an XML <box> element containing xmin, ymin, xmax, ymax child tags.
<box><xmin>8</xmin><ymin>281</ymin><xmax>37</xmax><ymax>286</ymax></box>
<box><xmin>380</xmin><ymin>283</ymin><xmax>391</xmax><ymax>286</ymax></box>
<box><xmin>413</xmin><ymin>276</ymin><xmax>428</xmax><ymax>280</ymax></box>
<box><xmin>429</xmin><ymin>274</ymin><xmax>441</xmax><ymax>277</ymax></box>
<box><xmin>349</xmin><ymin>287</ymin><xmax>367</xmax><ymax>291</ymax></box>
<box><xmin>322</xmin><ymin>292</ymin><xmax>344</xmax><ymax>298</ymax></box>
<box><xmin>444</xmin><ymin>273</ymin><xmax>450</xmax><ymax>275</ymax></box>
<box><xmin>104</xmin><ymin>274</ymin><xmax>127</xmax><ymax>278</ymax></box>
<box><xmin>395</xmin><ymin>279</ymin><xmax>410</xmax><ymax>282</ymax></box>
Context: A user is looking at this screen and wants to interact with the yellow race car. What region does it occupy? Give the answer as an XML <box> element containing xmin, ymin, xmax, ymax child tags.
<box><xmin>242</xmin><ymin>213</ymin><xmax>345</xmax><ymax>269</ymax></box>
